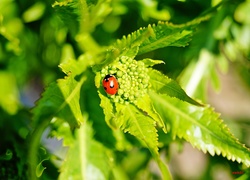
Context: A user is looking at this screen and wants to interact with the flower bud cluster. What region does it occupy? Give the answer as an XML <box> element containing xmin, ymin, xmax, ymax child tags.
<box><xmin>101</xmin><ymin>56</ymin><xmax>149</xmax><ymax>104</ymax></box>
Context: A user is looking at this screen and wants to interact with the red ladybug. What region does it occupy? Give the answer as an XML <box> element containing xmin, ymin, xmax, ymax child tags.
<box><xmin>102</xmin><ymin>75</ymin><xmax>119</xmax><ymax>95</ymax></box>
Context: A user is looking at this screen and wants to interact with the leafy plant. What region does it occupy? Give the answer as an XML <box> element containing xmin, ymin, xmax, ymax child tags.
<box><xmin>1</xmin><ymin>0</ymin><xmax>250</xmax><ymax>179</ymax></box>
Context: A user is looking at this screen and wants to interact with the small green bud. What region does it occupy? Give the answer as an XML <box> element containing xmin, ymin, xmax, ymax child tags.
<box><xmin>142</xmin><ymin>78</ymin><xmax>149</xmax><ymax>84</ymax></box>
<box><xmin>131</xmin><ymin>66</ymin><xmax>136</xmax><ymax>71</ymax></box>
<box><xmin>119</xmin><ymin>98</ymin><xmax>124</xmax><ymax>104</ymax></box>
<box><xmin>118</xmin><ymin>89</ymin><xmax>124</xmax><ymax>95</ymax></box>
<box><xmin>139</xmin><ymin>73</ymin><xmax>144</xmax><ymax>78</ymax></box>
<box><xmin>113</xmin><ymin>98</ymin><xmax>119</xmax><ymax>103</ymax></box>
<box><xmin>113</xmin><ymin>66</ymin><xmax>118</xmax><ymax>70</ymax></box>
<box><xmin>121</xmin><ymin>56</ymin><xmax>127</xmax><ymax>63</ymax></box>
<box><xmin>134</xmin><ymin>91</ymin><xmax>140</xmax><ymax>97</ymax></box>
<box><xmin>101</xmin><ymin>69</ymin><xmax>106</xmax><ymax>73</ymax></box>
<box><xmin>117</xmin><ymin>71</ymin><xmax>123</xmax><ymax>77</ymax></box>
<box><xmin>129</xmin><ymin>95</ymin><xmax>135</xmax><ymax>101</ymax></box>
<box><xmin>128</xmin><ymin>57</ymin><xmax>133</xmax><ymax>63</ymax></box>
<box><xmin>124</xmin><ymin>93</ymin><xmax>129</xmax><ymax>98</ymax></box>
<box><xmin>137</xmin><ymin>67</ymin><xmax>143</xmax><ymax>72</ymax></box>
<box><xmin>138</xmin><ymin>61</ymin><xmax>144</xmax><ymax>66</ymax></box>
<box><xmin>110</xmin><ymin>70</ymin><xmax>116</xmax><ymax>74</ymax></box>
<box><xmin>122</xmin><ymin>75</ymin><xmax>127</xmax><ymax>80</ymax></box>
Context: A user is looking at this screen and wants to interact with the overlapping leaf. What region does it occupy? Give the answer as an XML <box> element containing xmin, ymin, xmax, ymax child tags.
<box><xmin>59</xmin><ymin>122</ymin><xmax>114</xmax><ymax>180</ymax></box>
<box><xmin>148</xmin><ymin>68</ymin><xmax>202</xmax><ymax>106</ymax></box>
<box><xmin>114</xmin><ymin>103</ymin><xmax>158</xmax><ymax>154</ymax></box>
<box><xmin>32</xmin><ymin>58</ymin><xmax>89</xmax><ymax>128</ymax></box>
<box><xmin>114</xmin><ymin>15</ymin><xmax>210</xmax><ymax>56</ymax></box>
<box><xmin>113</xmin><ymin>103</ymin><xmax>172</xmax><ymax>179</ymax></box>
<box><xmin>135</xmin><ymin>94</ymin><xmax>166</xmax><ymax>132</ymax></box>
<box><xmin>150</xmin><ymin>91</ymin><xmax>250</xmax><ymax>167</ymax></box>
<box><xmin>32</xmin><ymin>76</ymin><xmax>85</xmax><ymax>128</ymax></box>
<box><xmin>52</xmin><ymin>0</ymin><xmax>112</xmax><ymax>33</ymax></box>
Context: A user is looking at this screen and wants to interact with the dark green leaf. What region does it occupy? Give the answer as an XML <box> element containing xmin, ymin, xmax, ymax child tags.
<box><xmin>148</xmin><ymin>68</ymin><xmax>202</xmax><ymax>106</ymax></box>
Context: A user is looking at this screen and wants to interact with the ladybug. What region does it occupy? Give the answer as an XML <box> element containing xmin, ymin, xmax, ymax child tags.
<box><xmin>102</xmin><ymin>74</ymin><xmax>119</xmax><ymax>95</ymax></box>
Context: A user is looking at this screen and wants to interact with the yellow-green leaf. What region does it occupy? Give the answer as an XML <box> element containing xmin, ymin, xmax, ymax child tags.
<box><xmin>150</xmin><ymin>91</ymin><xmax>250</xmax><ymax>167</ymax></box>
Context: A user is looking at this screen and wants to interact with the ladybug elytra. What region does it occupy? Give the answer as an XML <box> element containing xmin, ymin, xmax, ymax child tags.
<box><xmin>102</xmin><ymin>74</ymin><xmax>119</xmax><ymax>95</ymax></box>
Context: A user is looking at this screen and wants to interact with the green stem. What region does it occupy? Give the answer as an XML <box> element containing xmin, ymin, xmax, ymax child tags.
<box><xmin>28</xmin><ymin>118</ymin><xmax>51</xmax><ymax>180</ymax></box>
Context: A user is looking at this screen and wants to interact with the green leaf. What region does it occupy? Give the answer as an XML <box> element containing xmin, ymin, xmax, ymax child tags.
<box><xmin>32</xmin><ymin>58</ymin><xmax>88</xmax><ymax>128</ymax></box>
<box><xmin>98</xmin><ymin>93</ymin><xmax>137</xmax><ymax>152</ymax></box>
<box><xmin>52</xmin><ymin>0</ymin><xmax>112</xmax><ymax>33</ymax></box>
<box><xmin>80</xmin><ymin>71</ymin><xmax>118</xmax><ymax>148</ymax></box>
<box><xmin>138</xmin><ymin>16</ymin><xmax>210</xmax><ymax>54</ymax></box>
<box><xmin>135</xmin><ymin>94</ymin><xmax>167</xmax><ymax>132</ymax></box>
<box><xmin>50</xmin><ymin>118</ymin><xmax>75</xmax><ymax>146</ymax></box>
<box><xmin>155</xmin><ymin>157</ymin><xmax>172</xmax><ymax>180</ymax></box>
<box><xmin>140</xmin><ymin>58</ymin><xmax>165</xmax><ymax>67</ymax></box>
<box><xmin>148</xmin><ymin>68</ymin><xmax>202</xmax><ymax>106</ymax></box>
<box><xmin>115</xmin><ymin>103</ymin><xmax>158</xmax><ymax>154</ymax></box>
<box><xmin>150</xmin><ymin>91</ymin><xmax>250</xmax><ymax>167</ymax></box>
<box><xmin>59</xmin><ymin>121</ymin><xmax>114</xmax><ymax>180</ymax></box>
<box><xmin>59</xmin><ymin>53</ymin><xmax>93</xmax><ymax>75</ymax></box>
<box><xmin>87</xmin><ymin>0</ymin><xmax>112</xmax><ymax>32</ymax></box>
<box><xmin>36</xmin><ymin>157</ymin><xmax>49</xmax><ymax>178</ymax></box>
<box><xmin>114</xmin><ymin>103</ymin><xmax>172</xmax><ymax>179</ymax></box>
<box><xmin>114</xmin><ymin>26</ymin><xmax>153</xmax><ymax>55</ymax></box>
<box><xmin>94</xmin><ymin>45</ymin><xmax>139</xmax><ymax>72</ymax></box>
<box><xmin>99</xmin><ymin>92</ymin><xmax>116</xmax><ymax>128</ymax></box>
<box><xmin>97</xmin><ymin>16</ymin><xmax>209</xmax><ymax>72</ymax></box>
<box><xmin>52</xmin><ymin>0</ymin><xmax>80</xmax><ymax>35</ymax></box>
<box><xmin>32</xmin><ymin>75</ymin><xmax>86</xmax><ymax>128</ymax></box>
<box><xmin>114</xmin><ymin>15</ymin><xmax>210</xmax><ymax>56</ymax></box>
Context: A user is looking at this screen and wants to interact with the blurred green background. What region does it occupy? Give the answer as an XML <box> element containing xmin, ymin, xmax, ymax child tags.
<box><xmin>0</xmin><ymin>0</ymin><xmax>250</xmax><ymax>179</ymax></box>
